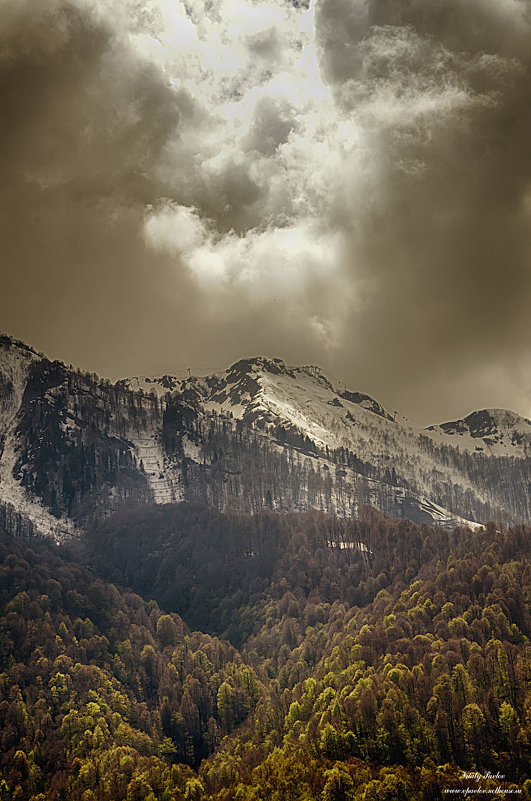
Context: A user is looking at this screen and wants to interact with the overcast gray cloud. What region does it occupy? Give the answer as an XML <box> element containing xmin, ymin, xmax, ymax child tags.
<box><xmin>1</xmin><ymin>0</ymin><xmax>530</xmax><ymax>423</ymax></box>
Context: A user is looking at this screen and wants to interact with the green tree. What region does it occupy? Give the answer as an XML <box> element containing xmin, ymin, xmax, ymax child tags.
<box><xmin>126</xmin><ymin>775</ymin><xmax>156</xmax><ymax>801</ymax></box>
<box><xmin>156</xmin><ymin>614</ymin><xmax>179</xmax><ymax>647</ymax></box>
<box><xmin>217</xmin><ymin>681</ymin><xmax>235</xmax><ymax>733</ymax></box>
<box><xmin>322</xmin><ymin>765</ymin><xmax>354</xmax><ymax>801</ymax></box>
<box><xmin>184</xmin><ymin>777</ymin><xmax>205</xmax><ymax>800</ymax></box>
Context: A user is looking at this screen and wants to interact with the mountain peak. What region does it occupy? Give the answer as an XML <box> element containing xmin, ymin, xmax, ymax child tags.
<box><xmin>226</xmin><ymin>356</ymin><xmax>291</xmax><ymax>379</ymax></box>
<box><xmin>425</xmin><ymin>407</ymin><xmax>531</xmax><ymax>455</ymax></box>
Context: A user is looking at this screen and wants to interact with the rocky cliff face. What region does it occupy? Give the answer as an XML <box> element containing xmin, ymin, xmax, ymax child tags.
<box><xmin>0</xmin><ymin>336</ymin><xmax>529</xmax><ymax>540</ymax></box>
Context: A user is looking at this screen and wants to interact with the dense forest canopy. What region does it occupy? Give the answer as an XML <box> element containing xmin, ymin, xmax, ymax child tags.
<box><xmin>1</xmin><ymin>505</ymin><xmax>529</xmax><ymax>800</ymax></box>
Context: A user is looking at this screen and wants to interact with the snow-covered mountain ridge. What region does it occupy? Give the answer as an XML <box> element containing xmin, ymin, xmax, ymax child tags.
<box><xmin>1</xmin><ymin>337</ymin><xmax>530</xmax><ymax>540</ymax></box>
<box><xmin>124</xmin><ymin>355</ymin><xmax>531</xmax><ymax>456</ymax></box>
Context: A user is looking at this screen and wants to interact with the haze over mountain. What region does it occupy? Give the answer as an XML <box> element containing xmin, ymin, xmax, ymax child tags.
<box><xmin>1</xmin><ymin>334</ymin><xmax>529</xmax><ymax>543</ymax></box>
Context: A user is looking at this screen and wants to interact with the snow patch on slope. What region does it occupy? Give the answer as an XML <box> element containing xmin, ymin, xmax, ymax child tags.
<box><xmin>132</xmin><ymin>433</ymin><xmax>183</xmax><ymax>504</ymax></box>
<box><xmin>182</xmin><ymin>435</ymin><xmax>202</xmax><ymax>462</ymax></box>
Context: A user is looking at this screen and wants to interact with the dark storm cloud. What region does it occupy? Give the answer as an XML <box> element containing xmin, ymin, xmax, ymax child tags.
<box><xmin>313</xmin><ymin>0</ymin><xmax>531</xmax><ymax>420</ymax></box>
<box><xmin>0</xmin><ymin>0</ymin><xmax>204</xmax><ymax>374</ymax></box>
<box><xmin>0</xmin><ymin>1</ymin><xmax>185</xmax><ymax>197</ymax></box>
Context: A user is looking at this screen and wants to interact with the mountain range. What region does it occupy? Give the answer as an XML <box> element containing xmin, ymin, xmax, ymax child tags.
<box><xmin>0</xmin><ymin>333</ymin><xmax>530</xmax><ymax>541</ymax></box>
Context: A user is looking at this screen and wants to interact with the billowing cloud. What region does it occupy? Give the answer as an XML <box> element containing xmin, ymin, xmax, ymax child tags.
<box><xmin>1</xmin><ymin>0</ymin><xmax>531</xmax><ymax>422</ymax></box>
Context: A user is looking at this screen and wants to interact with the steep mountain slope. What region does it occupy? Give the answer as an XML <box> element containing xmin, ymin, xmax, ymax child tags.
<box><xmin>0</xmin><ymin>337</ymin><xmax>81</xmax><ymax>541</ymax></box>
<box><xmin>0</xmin><ymin>336</ymin><xmax>530</xmax><ymax>540</ymax></box>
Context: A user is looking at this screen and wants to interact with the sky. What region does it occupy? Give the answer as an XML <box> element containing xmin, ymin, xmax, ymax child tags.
<box><xmin>1</xmin><ymin>0</ymin><xmax>531</xmax><ymax>425</ymax></box>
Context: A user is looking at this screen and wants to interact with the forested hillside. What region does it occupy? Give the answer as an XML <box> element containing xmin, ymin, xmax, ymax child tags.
<box><xmin>0</xmin><ymin>529</ymin><xmax>262</xmax><ymax>799</ymax></box>
<box><xmin>1</xmin><ymin>509</ymin><xmax>529</xmax><ymax>800</ymax></box>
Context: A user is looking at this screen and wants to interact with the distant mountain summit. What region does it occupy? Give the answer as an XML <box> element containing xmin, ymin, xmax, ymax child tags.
<box><xmin>0</xmin><ymin>334</ymin><xmax>529</xmax><ymax>540</ymax></box>
<box><xmin>427</xmin><ymin>408</ymin><xmax>531</xmax><ymax>454</ymax></box>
